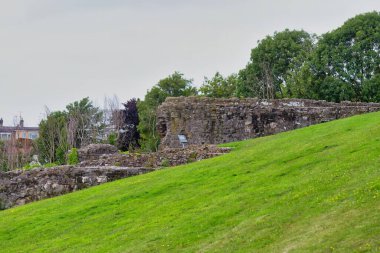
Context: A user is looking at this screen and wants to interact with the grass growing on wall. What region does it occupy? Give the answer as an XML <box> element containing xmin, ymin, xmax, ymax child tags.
<box><xmin>1</xmin><ymin>112</ymin><xmax>380</xmax><ymax>252</ymax></box>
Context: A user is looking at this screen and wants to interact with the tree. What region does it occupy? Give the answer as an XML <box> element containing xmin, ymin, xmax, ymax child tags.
<box><xmin>36</xmin><ymin>98</ymin><xmax>104</xmax><ymax>165</ymax></box>
<box><xmin>199</xmin><ymin>72</ymin><xmax>238</xmax><ymax>98</ymax></box>
<box><xmin>66</xmin><ymin>97</ymin><xmax>104</xmax><ymax>148</ymax></box>
<box><xmin>306</xmin><ymin>11</ymin><xmax>380</xmax><ymax>102</ymax></box>
<box><xmin>0</xmin><ymin>141</ymin><xmax>7</xmax><ymax>171</ymax></box>
<box><xmin>137</xmin><ymin>72</ymin><xmax>197</xmax><ymax>151</ymax></box>
<box><xmin>237</xmin><ymin>29</ymin><xmax>315</xmax><ymax>98</ymax></box>
<box><xmin>103</xmin><ymin>95</ymin><xmax>122</xmax><ymax>129</ymax></box>
<box><xmin>117</xmin><ymin>98</ymin><xmax>140</xmax><ymax>151</ymax></box>
<box><xmin>362</xmin><ymin>74</ymin><xmax>380</xmax><ymax>102</ymax></box>
<box><xmin>36</xmin><ymin>110</ymin><xmax>68</xmax><ymax>164</ymax></box>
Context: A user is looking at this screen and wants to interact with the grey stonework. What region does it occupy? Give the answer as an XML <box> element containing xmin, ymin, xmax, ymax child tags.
<box><xmin>77</xmin><ymin>143</ymin><xmax>118</xmax><ymax>161</ymax></box>
<box><xmin>0</xmin><ymin>166</ymin><xmax>154</xmax><ymax>210</ymax></box>
<box><xmin>157</xmin><ymin>97</ymin><xmax>380</xmax><ymax>149</ymax></box>
<box><xmin>0</xmin><ymin>144</ymin><xmax>230</xmax><ymax>210</ymax></box>
<box><xmin>78</xmin><ymin>145</ymin><xmax>231</xmax><ymax>168</ymax></box>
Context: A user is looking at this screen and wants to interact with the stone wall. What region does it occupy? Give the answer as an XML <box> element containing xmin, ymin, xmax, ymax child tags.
<box><xmin>78</xmin><ymin>145</ymin><xmax>231</xmax><ymax>168</ymax></box>
<box><xmin>0</xmin><ymin>144</ymin><xmax>230</xmax><ymax>210</ymax></box>
<box><xmin>157</xmin><ymin>97</ymin><xmax>380</xmax><ymax>148</ymax></box>
<box><xmin>0</xmin><ymin>166</ymin><xmax>153</xmax><ymax>209</ymax></box>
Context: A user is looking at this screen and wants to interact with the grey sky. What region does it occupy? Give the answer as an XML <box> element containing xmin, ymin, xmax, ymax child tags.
<box><xmin>1</xmin><ymin>0</ymin><xmax>379</xmax><ymax>126</ymax></box>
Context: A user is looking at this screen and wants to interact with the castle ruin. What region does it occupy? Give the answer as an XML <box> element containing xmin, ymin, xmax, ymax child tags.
<box><xmin>157</xmin><ymin>97</ymin><xmax>380</xmax><ymax>149</ymax></box>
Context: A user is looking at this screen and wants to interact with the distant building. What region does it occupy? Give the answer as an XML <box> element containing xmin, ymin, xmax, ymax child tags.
<box><xmin>0</xmin><ymin>118</ymin><xmax>39</xmax><ymax>141</ymax></box>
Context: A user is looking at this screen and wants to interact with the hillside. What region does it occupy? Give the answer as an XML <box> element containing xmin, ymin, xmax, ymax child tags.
<box><xmin>1</xmin><ymin>112</ymin><xmax>380</xmax><ymax>252</ymax></box>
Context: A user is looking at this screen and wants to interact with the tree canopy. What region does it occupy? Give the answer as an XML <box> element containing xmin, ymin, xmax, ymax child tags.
<box><xmin>66</xmin><ymin>97</ymin><xmax>103</xmax><ymax>148</ymax></box>
<box><xmin>37</xmin><ymin>98</ymin><xmax>103</xmax><ymax>165</ymax></box>
<box><xmin>304</xmin><ymin>11</ymin><xmax>380</xmax><ymax>102</ymax></box>
<box><xmin>237</xmin><ymin>29</ymin><xmax>315</xmax><ymax>98</ymax></box>
<box><xmin>199</xmin><ymin>72</ymin><xmax>238</xmax><ymax>98</ymax></box>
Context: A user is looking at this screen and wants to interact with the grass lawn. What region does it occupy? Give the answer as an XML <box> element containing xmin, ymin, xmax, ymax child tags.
<box><xmin>1</xmin><ymin>112</ymin><xmax>380</xmax><ymax>252</ymax></box>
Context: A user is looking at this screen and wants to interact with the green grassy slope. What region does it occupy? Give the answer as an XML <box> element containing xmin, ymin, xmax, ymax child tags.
<box><xmin>1</xmin><ymin>113</ymin><xmax>380</xmax><ymax>253</ymax></box>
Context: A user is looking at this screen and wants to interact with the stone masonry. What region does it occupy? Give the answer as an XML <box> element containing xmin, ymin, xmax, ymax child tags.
<box><xmin>78</xmin><ymin>145</ymin><xmax>231</xmax><ymax>168</ymax></box>
<box><xmin>157</xmin><ymin>97</ymin><xmax>380</xmax><ymax>148</ymax></box>
<box><xmin>0</xmin><ymin>144</ymin><xmax>230</xmax><ymax>210</ymax></box>
<box><xmin>0</xmin><ymin>166</ymin><xmax>153</xmax><ymax>209</ymax></box>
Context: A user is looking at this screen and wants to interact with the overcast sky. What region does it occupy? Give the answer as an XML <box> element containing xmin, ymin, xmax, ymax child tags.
<box><xmin>1</xmin><ymin>0</ymin><xmax>379</xmax><ymax>126</ymax></box>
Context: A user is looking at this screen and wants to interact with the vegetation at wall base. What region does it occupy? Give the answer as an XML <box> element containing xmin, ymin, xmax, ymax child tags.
<box><xmin>1</xmin><ymin>112</ymin><xmax>380</xmax><ymax>252</ymax></box>
<box><xmin>67</xmin><ymin>148</ymin><xmax>79</xmax><ymax>165</ymax></box>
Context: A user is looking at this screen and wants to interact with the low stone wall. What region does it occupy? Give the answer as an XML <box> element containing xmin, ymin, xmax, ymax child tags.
<box><xmin>157</xmin><ymin>97</ymin><xmax>380</xmax><ymax>148</ymax></box>
<box><xmin>0</xmin><ymin>145</ymin><xmax>231</xmax><ymax>210</ymax></box>
<box><xmin>78</xmin><ymin>145</ymin><xmax>231</xmax><ymax>168</ymax></box>
<box><xmin>0</xmin><ymin>166</ymin><xmax>153</xmax><ymax>209</ymax></box>
<box><xmin>77</xmin><ymin>144</ymin><xmax>118</xmax><ymax>161</ymax></box>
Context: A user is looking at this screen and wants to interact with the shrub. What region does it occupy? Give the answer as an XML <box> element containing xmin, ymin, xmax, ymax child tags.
<box><xmin>55</xmin><ymin>147</ymin><xmax>66</xmax><ymax>165</ymax></box>
<box><xmin>108</xmin><ymin>133</ymin><xmax>117</xmax><ymax>146</ymax></box>
<box><xmin>67</xmin><ymin>148</ymin><xmax>79</xmax><ymax>165</ymax></box>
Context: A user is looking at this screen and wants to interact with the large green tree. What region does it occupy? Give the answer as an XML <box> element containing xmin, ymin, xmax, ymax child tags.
<box><xmin>37</xmin><ymin>111</ymin><xmax>68</xmax><ymax>164</ymax></box>
<box><xmin>37</xmin><ymin>98</ymin><xmax>103</xmax><ymax>164</ymax></box>
<box><xmin>199</xmin><ymin>72</ymin><xmax>238</xmax><ymax>98</ymax></box>
<box><xmin>237</xmin><ymin>29</ymin><xmax>315</xmax><ymax>99</ymax></box>
<box><xmin>138</xmin><ymin>72</ymin><xmax>197</xmax><ymax>151</ymax></box>
<box><xmin>305</xmin><ymin>11</ymin><xmax>380</xmax><ymax>102</ymax></box>
<box><xmin>66</xmin><ymin>97</ymin><xmax>104</xmax><ymax>148</ymax></box>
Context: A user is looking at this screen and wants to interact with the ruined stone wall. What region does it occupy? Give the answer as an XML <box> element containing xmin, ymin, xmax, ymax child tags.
<box><xmin>0</xmin><ymin>144</ymin><xmax>230</xmax><ymax>210</ymax></box>
<box><xmin>78</xmin><ymin>145</ymin><xmax>230</xmax><ymax>168</ymax></box>
<box><xmin>157</xmin><ymin>97</ymin><xmax>380</xmax><ymax>148</ymax></box>
<box><xmin>0</xmin><ymin>166</ymin><xmax>153</xmax><ymax>209</ymax></box>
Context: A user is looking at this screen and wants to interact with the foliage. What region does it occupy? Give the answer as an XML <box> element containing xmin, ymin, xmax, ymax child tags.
<box><xmin>362</xmin><ymin>74</ymin><xmax>380</xmax><ymax>102</ymax></box>
<box><xmin>107</xmin><ymin>132</ymin><xmax>117</xmax><ymax>146</ymax></box>
<box><xmin>66</xmin><ymin>97</ymin><xmax>104</xmax><ymax>148</ymax></box>
<box><xmin>55</xmin><ymin>146</ymin><xmax>66</xmax><ymax>165</ymax></box>
<box><xmin>1</xmin><ymin>112</ymin><xmax>380</xmax><ymax>252</ymax></box>
<box><xmin>42</xmin><ymin>163</ymin><xmax>58</xmax><ymax>168</ymax></box>
<box><xmin>117</xmin><ymin>98</ymin><xmax>140</xmax><ymax>151</ymax></box>
<box><xmin>67</xmin><ymin>148</ymin><xmax>79</xmax><ymax>165</ymax></box>
<box><xmin>36</xmin><ymin>97</ymin><xmax>104</xmax><ymax>165</ymax></box>
<box><xmin>305</xmin><ymin>11</ymin><xmax>380</xmax><ymax>102</ymax></box>
<box><xmin>36</xmin><ymin>111</ymin><xmax>69</xmax><ymax>164</ymax></box>
<box><xmin>21</xmin><ymin>163</ymin><xmax>41</xmax><ymax>170</ymax></box>
<box><xmin>199</xmin><ymin>72</ymin><xmax>238</xmax><ymax>98</ymax></box>
<box><xmin>161</xmin><ymin>158</ymin><xmax>170</xmax><ymax>167</ymax></box>
<box><xmin>138</xmin><ymin>72</ymin><xmax>197</xmax><ymax>151</ymax></box>
<box><xmin>0</xmin><ymin>141</ymin><xmax>7</xmax><ymax>171</ymax></box>
<box><xmin>21</xmin><ymin>162</ymin><xmax>58</xmax><ymax>170</ymax></box>
<box><xmin>237</xmin><ymin>29</ymin><xmax>315</xmax><ymax>98</ymax></box>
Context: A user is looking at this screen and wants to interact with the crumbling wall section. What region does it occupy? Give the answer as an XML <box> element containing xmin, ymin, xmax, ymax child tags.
<box><xmin>78</xmin><ymin>145</ymin><xmax>231</xmax><ymax>168</ymax></box>
<box><xmin>0</xmin><ymin>166</ymin><xmax>153</xmax><ymax>209</ymax></box>
<box><xmin>157</xmin><ymin>97</ymin><xmax>380</xmax><ymax>148</ymax></box>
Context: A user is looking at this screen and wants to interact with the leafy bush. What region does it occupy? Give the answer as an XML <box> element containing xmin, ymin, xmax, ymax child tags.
<box><xmin>55</xmin><ymin>147</ymin><xmax>66</xmax><ymax>165</ymax></box>
<box><xmin>67</xmin><ymin>148</ymin><xmax>79</xmax><ymax>165</ymax></box>
<box><xmin>108</xmin><ymin>132</ymin><xmax>117</xmax><ymax>146</ymax></box>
